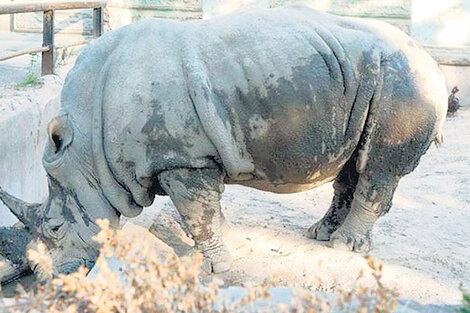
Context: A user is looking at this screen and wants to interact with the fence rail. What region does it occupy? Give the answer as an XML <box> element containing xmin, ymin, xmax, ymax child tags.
<box><xmin>0</xmin><ymin>1</ymin><xmax>105</xmax><ymax>75</ymax></box>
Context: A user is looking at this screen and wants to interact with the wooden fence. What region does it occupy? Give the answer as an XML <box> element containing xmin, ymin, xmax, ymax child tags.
<box><xmin>0</xmin><ymin>1</ymin><xmax>105</xmax><ymax>75</ymax></box>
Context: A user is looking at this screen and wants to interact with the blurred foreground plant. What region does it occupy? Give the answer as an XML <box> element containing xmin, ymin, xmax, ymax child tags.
<box><xmin>0</xmin><ymin>219</ymin><xmax>398</xmax><ymax>313</ymax></box>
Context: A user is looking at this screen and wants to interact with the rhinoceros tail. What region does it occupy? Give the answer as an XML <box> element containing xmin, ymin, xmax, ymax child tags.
<box><xmin>434</xmin><ymin>89</ymin><xmax>447</xmax><ymax>146</ymax></box>
<box><xmin>434</xmin><ymin>129</ymin><xmax>444</xmax><ymax>145</ymax></box>
<box><xmin>432</xmin><ymin>68</ymin><xmax>448</xmax><ymax>147</ymax></box>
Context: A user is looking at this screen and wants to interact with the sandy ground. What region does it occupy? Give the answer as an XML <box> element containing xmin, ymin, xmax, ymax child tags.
<box><xmin>126</xmin><ymin>107</ymin><xmax>469</xmax><ymax>306</ymax></box>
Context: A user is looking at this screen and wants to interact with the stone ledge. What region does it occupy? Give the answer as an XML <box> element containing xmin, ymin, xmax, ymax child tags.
<box><xmin>424</xmin><ymin>45</ymin><xmax>470</xmax><ymax>66</ymax></box>
<box><xmin>109</xmin><ymin>3</ymin><xmax>203</xmax><ymax>12</ymax></box>
<box><xmin>0</xmin><ymin>75</ymin><xmax>62</xmax><ymax>227</ymax></box>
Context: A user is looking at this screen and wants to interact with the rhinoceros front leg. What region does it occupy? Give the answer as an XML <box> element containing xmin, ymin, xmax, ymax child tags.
<box><xmin>307</xmin><ymin>158</ymin><xmax>358</xmax><ymax>241</ymax></box>
<box><xmin>158</xmin><ymin>168</ymin><xmax>232</xmax><ymax>273</ymax></box>
<box><xmin>329</xmin><ymin>175</ymin><xmax>399</xmax><ymax>252</ymax></box>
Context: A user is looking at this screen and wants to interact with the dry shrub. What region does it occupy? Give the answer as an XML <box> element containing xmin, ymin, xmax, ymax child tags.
<box><xmin>0</xmin><ymin>219</ymin><xmax>398</xmax><ymax>312</ymax></box>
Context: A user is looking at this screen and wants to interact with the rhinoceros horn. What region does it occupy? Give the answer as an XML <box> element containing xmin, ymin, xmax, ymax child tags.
<box><xmin>0</xmin><ymin>187</ymin><xmax>42</xmax><ymax>229</ymax></box>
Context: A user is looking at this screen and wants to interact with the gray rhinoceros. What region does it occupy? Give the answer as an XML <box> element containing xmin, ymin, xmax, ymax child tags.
<box><xmin>0</xmin><ymin>5</ymin><xmax>447</xmax><ymax>275</ymax></box>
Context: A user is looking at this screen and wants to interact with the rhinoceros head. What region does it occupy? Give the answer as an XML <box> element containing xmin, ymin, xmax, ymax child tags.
<box><xmin>0</xmin><ymin>115</ymin><xmax>120</xmax><ymax>276</ymax></box>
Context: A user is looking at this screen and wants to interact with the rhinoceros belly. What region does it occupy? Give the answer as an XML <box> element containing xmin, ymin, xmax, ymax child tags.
<box><xmin>227</xmin><ymin>102</ymin><xmax>360</xmax><ymax>193</ymax></box>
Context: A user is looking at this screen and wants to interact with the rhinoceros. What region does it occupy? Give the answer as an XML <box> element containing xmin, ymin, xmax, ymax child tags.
<box><xmin>0</xmin><ymin>5</ymin><xmax>447</xmax><ymax>275</ymax></box>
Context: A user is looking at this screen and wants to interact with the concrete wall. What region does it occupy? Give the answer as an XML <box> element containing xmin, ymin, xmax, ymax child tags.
<box><xmin>9</xmin><ymin>0</ymin><xmax>93</xmax><ymax>34</ymax></box>
<box><xmin>203</xmin><ymin>0</ymin><xmax>411</xmax><ymax>32</ymax></box>
<box><xmin>410</xmin><ymin>0</ymin><xmax>470</xmax><ymax>106</ymax></box>
<box><xmin>203</xmin><ymin>0</ymin><xmax>270</xmax><ymax>19</ymax></box>
<box><xmin>6</xmin><ymin>0</ymin><xmax>468</xmax><ymax>43</ymax></box>
<box><xmin>441</xmin><ymin>66</ymin><xmax>470</xmax><ymax>107</ymax></box>
<box><xmin>8</xmin><ymin>0</ymin><xmax>202</xmax><ymax>34</ymax></box>
<box><xmin>0</xmin><ymin>76</ymin><xmax>62</xmax><ymax>226</ymax></box>
<box><xmin>108</xmin><ymin>0</ymin><xmax>202</xmax><ymax>29</ymax></box>
<box><xmin>0</xmin><ymin>14</ymin><xmax>11</xmax><ymax>31</ymax></box>
<box><xmin>13</xmin><ymin>10</ymin><xmax>93</xmax><ymax>34</ymax></box>
<box><xmin>411</xmin><ymin>0</ymin><xmax>470</xmax><ymax>48</ymax></box>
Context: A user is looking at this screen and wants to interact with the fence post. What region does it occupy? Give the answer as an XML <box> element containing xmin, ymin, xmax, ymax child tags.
<box><xmin>41</xmin><ymin>9</ymin><xmax>54</xmax><ymax>75</ymax></box>
<box><xmin>93</xmin><ymin>7</ymin><xmax>103</xmax><ymax>38</ymax></box>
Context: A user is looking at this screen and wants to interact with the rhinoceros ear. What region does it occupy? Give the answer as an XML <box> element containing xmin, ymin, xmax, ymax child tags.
<box><xmin>47</xmin><ymin>115</ymin><xmax>73</xmax><ymax>155</ymax></box>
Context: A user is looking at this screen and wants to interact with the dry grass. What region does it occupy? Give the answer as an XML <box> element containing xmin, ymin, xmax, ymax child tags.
<box><xmin>0</xmin><ymin>219</ymin><xmax>399</xmax><ymax>312</ymax></box>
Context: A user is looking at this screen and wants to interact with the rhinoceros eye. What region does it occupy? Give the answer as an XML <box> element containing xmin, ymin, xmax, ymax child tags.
<box><xmin>51</xmin><ymin>225</ymin><xmax>61</xmax><ymax>233</ymax></box>
<box><xmin>46</xmin><ymin>220</ymin><xmax>66</xmax><ymax>239</ymax></box>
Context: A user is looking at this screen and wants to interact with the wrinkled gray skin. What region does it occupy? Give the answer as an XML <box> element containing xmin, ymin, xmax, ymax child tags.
<box><xmin>0</xmin><ymin>6</ymin><xmax>447</xmax><ymax>275</ymax></box>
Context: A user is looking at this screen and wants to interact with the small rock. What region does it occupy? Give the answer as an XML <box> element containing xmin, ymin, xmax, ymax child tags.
<box><xmin>447</xmin><ymin>86</ymin><xmax>461</xmax><ymax>116</ymax></box>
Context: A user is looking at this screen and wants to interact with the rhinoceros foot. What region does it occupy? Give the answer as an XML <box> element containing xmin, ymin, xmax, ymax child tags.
<box><xmin>198</xmin><ymin>244</ymin><xmax>233</xmax><ymax>274</ymax></box>
<box><xmin>329</xmin><ymin>227</ymin><xmax>372</xmax><ymax>253</ymax></box>
<box><xmin>306</xmin><ymin>219</ymin><xmax>338</xmax><ymax>241</ymax></box>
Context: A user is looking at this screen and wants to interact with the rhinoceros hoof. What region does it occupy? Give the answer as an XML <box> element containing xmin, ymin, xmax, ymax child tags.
<box><xmin>200</xmin><ymin>245</ymin><xmax>233</xmax><ymax>274</ymax></box>
<box><xmin>329</xmin><ymin>228</ymin><xmax>372</xmax><ymax>253</ymax></box>
<box><xmin>306</xmin><ymin>219</ymin><xmax>336</xmax><ymax>241</ymax></box>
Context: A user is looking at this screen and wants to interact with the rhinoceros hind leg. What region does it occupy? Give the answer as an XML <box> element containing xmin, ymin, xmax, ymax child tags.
<box><xmin>307</xmin><ymin>157</ymin><xmax>359</xmax><ymax>241</ymax></box>
<box><xmin>158</xmin><ymin>168</ymin><xmax>232</xmax><ymax>274</ymax></box>
<box><xmin>329</xmin><ymin>174</ymin><xmax>399</xmax><ymax>253</ymax></box>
